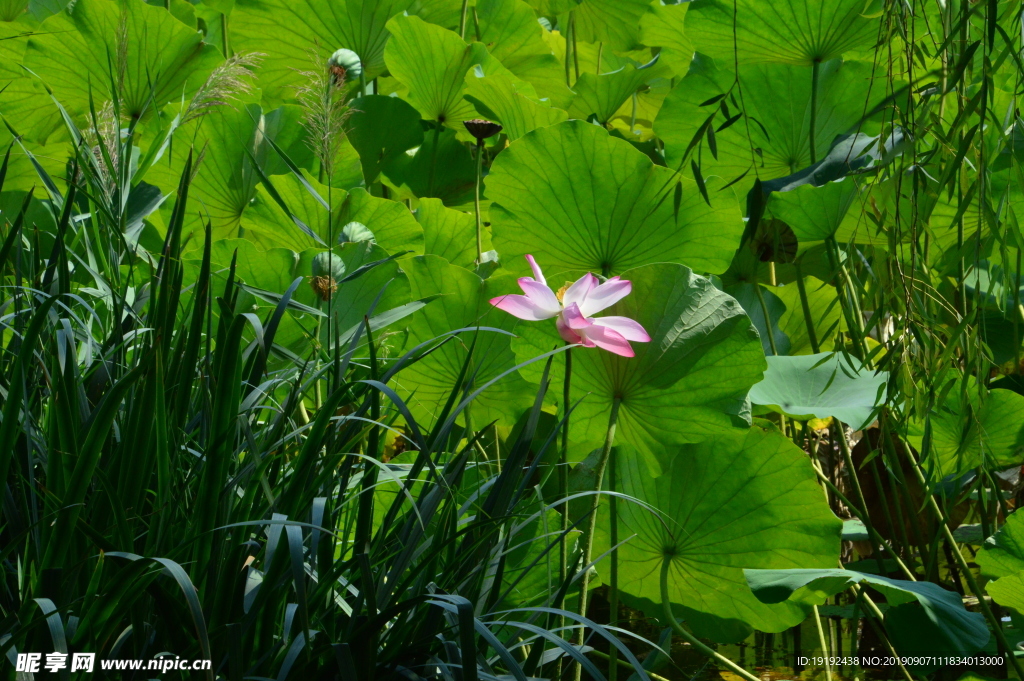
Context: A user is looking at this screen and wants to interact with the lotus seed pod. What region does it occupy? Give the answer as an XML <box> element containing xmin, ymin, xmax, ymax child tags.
<box><xmin>464</xmin><ymin>119</ymin><xmax>503</xmax><ymax>142</ymax></box>
<box><xmin>328</xmin><ymin>48</ymin><xmax>362</xmax><ymax>85</ymax></box>
<box><xmin>312</xmin><ymin>251</ymin><xmax>346</xmax><ymax>281</ymax></box>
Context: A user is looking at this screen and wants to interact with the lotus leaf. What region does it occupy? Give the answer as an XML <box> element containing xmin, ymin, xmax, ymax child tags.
<box><xmin>744</xmin><ymin>568</ymin><xmax>989</xmax><ymax>656</ymax></box>
<box><xmin>747</xmin><ymin>352</ymin><xmax>887</xmax><ymax>429</ymax></box>
<box><xmin>490</xmin><ymin>121</ymin><xmax>743</xmax><ymax>277</ymax></box>
<box><xmin>601</xmin><ymin>427</ymin><xmax>841</xmax><ymax>642</ymax></box>
<box><xmin>511</xmin><ymin>263</ymin><xmax>765</xmax><ymax>470</ymax></box>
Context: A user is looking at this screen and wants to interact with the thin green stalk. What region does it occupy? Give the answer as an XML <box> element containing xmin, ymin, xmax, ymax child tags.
<box><xmin>595</xmin><ymin>43</ymin><xmax>603</xmax><ymax>74</ymax></box>
<box><xmin>753</xmin><ymin>282</ymin><xmax>778</xmax><ymax>355</ymax></box>
<box><xmin>809</xmin><ymin>60</ymin><xmax>820</xmax><ymax>164</ymax></box>
<box><xmin>1015</xmin><ymin>247</ymin><xmax>1021</xmax><ymax>371</ymax></box>
<box><xmin>571</xmin><ymin>11</ymin><xmax>579</xmax><ymax>81</ymax></box>
<box><xmin>574</xmin><ymin>397</ymin><xmax>621</xmax><ymax>681</ymax></box>
<box><xmin>659</xmin><ymin>559</ymin><xmax>760</xmax><ymax>681</ymax></box>
<box><xmin>794</xmin><ymin>261</ymin><xmax>821</xmax><ymax>353</ymax></box>
<box><xmin>557</xmin><ymin>348</ymin><xmax>573</xmax><ymax>627</ymax></box>
<box><xmin>459</xmin><ymin>0</ymin><xmax>469</xmax><ymax>38</ymax></box>
<box><xmin>220</xmin><ymin>12</ymin><xmax>230</xmax><ymax>58</ymax></box>
<box><xmin>474</xmin><ymin>139</ymin><xmax>484</xmax><ymax>264</ymax></box>
<box><xmin>811</xmin><ymin>605</ymin><xmax>832</xmax><ymax>681</ymax></box>
<box><xmin>427</xmin><ymin>122</ymin><xmax>442</xmax><ymax>197</ymax></box>
<box><xmin>564</xmin><ymin>15</ymin><xmax>572</xmax><ymax>86</ymax></box>
<box><xmin>849</xmin><ymin>585</ymin><xmax>916</xmax><ymax>681</ymax></box>
<box><xmin>608</xmin><ymin>445</ymin><xmax>619</xmax><ymax>681</ymax></box>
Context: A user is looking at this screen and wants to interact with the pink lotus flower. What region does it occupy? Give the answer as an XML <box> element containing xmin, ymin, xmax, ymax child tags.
<box><xmin>489</xmin><ymin>255</ymin><xmax>651</xmax><ymax>357</ymax></box>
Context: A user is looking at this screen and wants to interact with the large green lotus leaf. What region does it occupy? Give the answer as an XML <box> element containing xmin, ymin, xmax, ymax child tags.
<box><xmin>345</xmin><ymin>95</ymin><xmax>424</xmax><ymax>186</ymax></box>
<box><xmin>747</xmin><ymin>353</ymin><xmax>886</xmax><ymax>429</ymax></box>
<box><xmin>243</xmin><ymin>172</ymin><xmax>424</xmax><ymax>254</ymax></box>
<box><xmin>464</xmin><ymin>72</ymin><xmax>567</xmax><ymax>141</ymax></box>
<box><xmin>385</xmin><ymin>14</ymin><xmax>501</xmax><ymax>126</ymax></box>
<box><xmin>231</xmin><ymin>0</ymin><xmax>413</xmax><ymax>104</ymax></box>
<box><xmin>774</xmin><ymin>277</ymin><xmax>843</xmax><ymax>355</ymax></box>
<box><xmin>986</xmin><ymin>571</ymin><xmax>1024</xmax><ymax>616</ymax></box>
<box><xmin>489</xmin><ymin>121</ymin><xmax>742</xmax><ymax>277</ymax></box>
<box><xmin>745</xmin><ymin>568</ymin><xmax>989</xmax><ymax>656</ymax></box>
<box><xmin>571</xmin><ymin>0</ymin><xmax>652</xmax><ymax>52</ymax></box>
<box><xmin>511</xmin><ymin>263</ymin><xmax>766</xmax><ymax>470</ymax></box>
<box><xmin>475</xmin><ymin>0</ymin><xmax>573</xmax><ymax>109</ymax></box>
<box><xmin>395</xmin><ymin>255</ymin><xmax>534</xmax><ymax>426</ymax></box>
<box><xmin>146</xmin><ymin>103</ymin><xmax>312</xmax><ymax>242</ymax></box>
<box><xmin>656</xmin><ymin>57</ymin><xmax>876</xmax><ymax>183</ymax></box>
<box><xmin>600</xmin><ymin>428</ymin><xmax>840</xmax><ymax>642</ymax></box>
<box><xmin>906</xmin><ymin>384</ymin><xmax>1024</xmax><ymax>478</ymax></box>
<box><xmin>416</xmin><ymin>198</ymin><xmax>490</xmax><ymax>269</ymax></box>
<box><xmin>380</xmin><ymin>126</ymin><xmax>476</xmax><ymax>205</ymax></box>
<box><xmin>22</xmin><ymin>0</ymin><xmax>219</xmax><ymax>124</ymax></box>
<box><xmin>768</xmin><ymin>178</ymin><xmax>862</xmax><ymax>242</ymax></box>
<box><xmin>684</xmin><ymin>0</ymin><xmax>879</xmax><ymax>66</ymax></box>
<box><xmin>567</xmin><ymin>58</ymin><xmax>669</xmax><ymax>125</ymax></box>
<box><xmin>639</xmin><ymin>3</ymin><xmax>692</xmax><ymax>77</ymax></box>
<box><xmin>978</xmin><ymin>511</ymin><xmax>1024</xmax><ymax>579</ymax></box>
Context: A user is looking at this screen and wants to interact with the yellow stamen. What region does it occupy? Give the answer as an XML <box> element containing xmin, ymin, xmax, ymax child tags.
<box><xmin>555</xmin><ymin>282</ymin><xmax>573</xmax><ymax>303</ymax></box>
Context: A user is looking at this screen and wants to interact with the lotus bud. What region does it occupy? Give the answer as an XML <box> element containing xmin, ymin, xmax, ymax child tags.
<box><xmin>463</xmin><ymin>119</ymin><xmax>502</xmax><ymax>142</ymax></box>
<box><xmin>327</xmin><ymin>48</ymin><xmax>362</xmax><ymax>85</ymax></box>
<box><xmin>310</xmin><ymin>251</ymin><xmax>346</xmax><ymax>302</ymax></box>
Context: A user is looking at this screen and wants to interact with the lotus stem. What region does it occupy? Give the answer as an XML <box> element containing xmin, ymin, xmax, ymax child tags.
<box><xmin>809</xmin><ymin>59</ymin><xmax>820</xmax><ymax>164</ymax></box>
<box><xmin>659</xmin><ymin>559</ymin><xmax>761</xmax><ymax>681</ymax></box>
<box><xmin>811</xmin><ymin>605</ymin><xmax>832</xmax><ymax>681</ymax></box>
<box><xmin>571</xmin><ymin>11</ymin><xmax>580</xmax><ymax>81</ymax></box>
<box><xmin>587</xmin><ymin>649</ymin><xmax>670</xmax><ymax>681</ymax></box>
<box><xmin>459</xmin><ymin>0</ymin><xmax>469</xmax><ymax>39</ymax></box>
<box><xmin>753</xmin><ymin>281</ymin><xmax>778</xmax><ymax>355</ymax></box>
<box><xmin>574</xmin><ymin>396</ymin><xmax>621</xmax><ymax>681</ymax></box>
<box><xmin>794</xmin><ymin>261</ymin><xmax>820</xmax><ymax>353</ymax></box>
<box><xmin>557</xmin><ymin>347</ymin><xmax>573</xmax><ymax>628</ymax></box>
<box><xmin>427</xmin><ymin>121</ymin><xmax>442</xmax><ymax>197</ymax></box>
<box><xmin>608</xmin><ymin>443</ymin><xmax>619</xmax><ymax>681</ymax></box>
<box><xmin>850</xmin><ymin>585</ymin><xmax>916</xmax><ymax>681</ymax></box>
<box><xmin>474</xmin><ymin>138</ymin><xmax>484</xmax><ymax>264</ymax></box>
<box><xmin>564</xmin><ymin>15</ymin><xmax>572</xmax><ymax>86</ymax></box>
<box><xmin>596</xmin><ymin>42</ymin><xmax>603</xmax><ymax>75</ymax></box>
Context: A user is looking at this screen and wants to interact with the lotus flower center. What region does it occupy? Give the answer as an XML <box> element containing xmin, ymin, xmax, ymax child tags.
<box><xmin>555</xmin><ymin>282</ymin><xmax>573</xmax><ymax>303</ymax></box>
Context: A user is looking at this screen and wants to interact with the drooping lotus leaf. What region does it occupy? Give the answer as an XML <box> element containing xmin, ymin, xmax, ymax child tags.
<box><xmin>145</xmin><ymin>103</ymin><xmax>312</xmax><ymax>242</ymax></box>
<box><xmin>774</xmin><ymin>277</ymin><xmax>843</xmax><ymax>355</ymax></box>
<box><xmin>380</xmin><ymin>126</ymin><xmax>476</xmax><ymax>205</ymax></box>
<box><xmin>724</xmin><ymin>282</ymin><xmax>790</xmax><ymax>357</ymax></box>
<box><xmin>599</xmin><ymin>427</ymin><xmax>840</xmax><ymax>642</ymax></box>
<box><xmin>416</xmin><ymin>198</ymin><xmax>490</xmax><ymax>269</ymax></box>
<box><xmin>768</xmin><ymin>177</ymin><xmax>863</xmax><ymax>243</ymax></box>
<box><xmin>231</xmin><ymin>0</ymin><xmax>413</xmax><ymax>104</ymax></box>
<box><xmin>639</xmin><ymin>2</ymin><xmax>693</xmax><ymax>77</ymax></box>
<box><xmin>511</xmin><ymin>263</ymin><xmax>766</xmax><ymax>470</ymax></box>
<box><xmin>571</xmin><ymin>0</ymin><xmax>652</xmax><ymax>52</ymax></box>
<box><xmin>489</xmin><ymin>121</ymin><xmax>743</xmax><ymax>277</ymax></box>
<box><xmin>906</xmin><ymin>382</ymin><xmax>1024</xmax><ymax>478</ymax></box>
<box><xmin>396</xmin><ymin>255</ymin><xmax>534</xmax><ymax>426</ymax></box>
<box><xmin>747</xmin><ymin>352</ymin><xmax>887</xmax><ymax>429</ymax></box>
<box><xmin>744</xmin><ymin>568</ymin><xmax>989</xmax><ymax>656</ymax></box>
<box><xmin>474</xmin><ymin>0</ymin><xmax>572</xmax><ymax>109</ymax></box>
<box><xmin>656</xmin><ymin>57</ymin><xmax>878</xmax><ymax>183</ymax></box>
<box><xmin>22</xmin><ymin>0</ymin><xmax>219</xmax><ymax>127</ymax></box>
<box><xmin>464</xmin><ymin>72</ymin><xmax>567</xmax><ymax>142</ymax></box>
<box><xmin>684</xmin><ymin>0</ymin><xmax>879</xmax><ymax>66</ymax></box>
<box><xmin>346</xmin><ymin>95</ymin><xmax>424</xmax><ymax>186</ymax></box>
<box><xmin>567</xmin><ymin>56</ymin><xmax>668</xmax><ymax>125</ymax></box>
